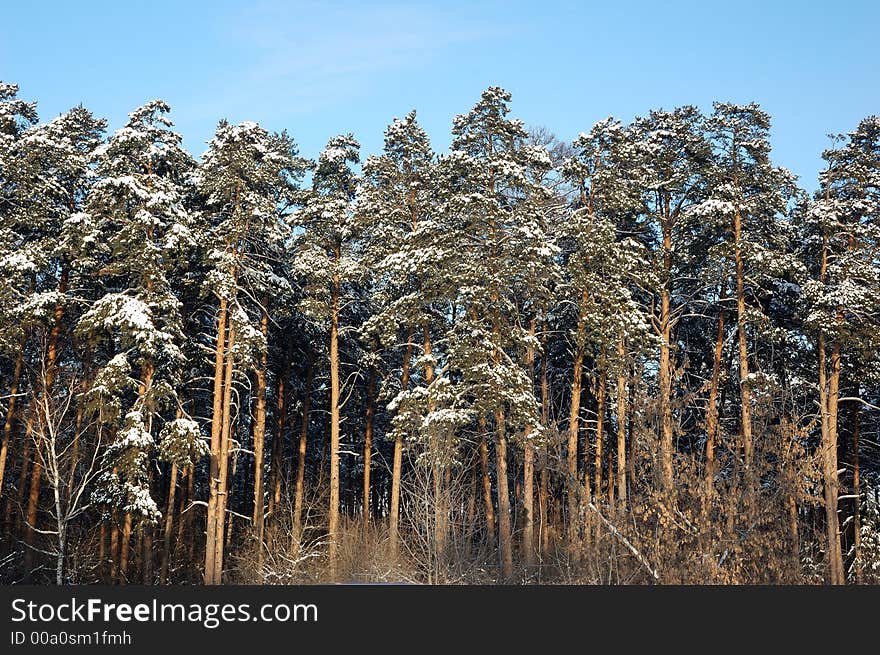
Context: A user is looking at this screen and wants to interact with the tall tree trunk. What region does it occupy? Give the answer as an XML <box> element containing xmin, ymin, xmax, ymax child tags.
<box><xmin>593</xmin><ymin>365</ymin><xmax>606</xmax><ymax>503</ymax></box>
<box><xmin>825</xmin><ymin>341</ymin><xmax>845</xmax><ymax>584</ymax></box>
<box><xmin>119</xmin><ymin>512</ymin><xmax>132</xmax><ymax>583</ymax></box>
<box><xmin>142</xmin><ymin>526</ymin><xmax>153</xmax><ymax>584</ymax></box>
<box><xmin>252</xmin><ymin>307</ymin><xmax>269</xmax><ymax>570</ymax></box>
<box><xmin>479</xmin><ymin>420</ymin><xmax>495</xmax><ymax>544</ymax></box>
<box><xmin>160</xmin><ymin>462</ymin><xmax>178</xmax><ymax>583</ymax></box>
<box><xmin>659</xmin><ymin>216</ymin><xmax>675</xmax><ymax>496</ymax></box>
<box><xmin>423</xmin><ymin>323</ymin><xmax>446</xmax><ymax>566</ymax></box>
<box><xmin>817</xmin><ymin>228</ymin><xmax>844</xmax><ymax>585</ymax></box>
<box><xmin>109</xmin><ymin>513</ymin><xmax>119</xmax><ymax>583</ymax></box>
<box><xmin>734</xmin><ymin>205</ymin><xmax>753</xmax><ymax>479</ymax></box>
<box><xmin>568</xmin><ymin>303</ymin><xmax>587</xmax><ymax>541</ymax></box>
<box><xmin>616</xmin><ymin>331</ymin><xmax>628</xmax><ymax>507</ymax></box>
<box><xmin>291</xmin><ymin>347</ymin><xmax>314</xmax><ymax>554</ymax></box>
<box><xmin>522</xmin><ymin>320</ymin><xmax>537</xmax><ymax>567</ymax></box>
<box><xmin>389</xmin><ymin>323</ymin><xmax>415</xmax><ymax>558</ymax></box>
<box><xmin>0</xmin><ymin>275</ymin><xmax>33</xmax><ymax>502</ymax></box>
<box><xmin>0</xmin><ymin>335</ymin><xmax>26</xmax><ymax>501</ymax></box>
<box><xmin>328</xmin><ymin>245</ymin><xmax>341</xmax><ymax>580</ymax></box>
<box><xmin>184</xmin><ymin>466</ymin><xmax>195</xmax><ymax>567</ymax></box>
<box><xmin>267</xmin><ymin>372</ymin><xmax>286</xmax><ymax>549</ymax></box>
<box><xmin>205</xmin><ymin>297</ymin><xmax>228</xmax><ymax>584</ymax></box>
<box><xmin>211</xmin><ymin>320</ymin><xmax>236</xmax><ymax>584</ymax></box>
<box><xmin>495</xmin><ymin>406</ymin><xmax>513</xmax><ymax>579</ymax></box>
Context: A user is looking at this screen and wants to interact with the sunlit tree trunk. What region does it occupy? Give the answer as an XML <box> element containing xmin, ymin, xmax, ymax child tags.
<box><xmin>205</xmin><ymin>297</ymin><xmax>228</xmax><ymax>584</ymax></box>
<box><xmin>0</xmin><ymin>334</ymin><xmax>26</xmax><ymax>501</ymax></box>
<box><xmin>734</xmin><ymin>203</ymin><xmax>754</xmax><ymax>483</ymax></box>
<box><xmin>389</xmin><ymin>323</ymin><xmax>414</xmax><ymax>557</ymax></box>
<box><xmin>616</xmin><ymin>331</ymin><xmax>628</xmax><ymax>507</ymax></box>
<box><xmin>522</xmin><ymin>319</ymin><xmax>537</xmax><ymax>566</ymax></box>
<box><xmin>568</xmin><ymin>298</ymin><xmax>587</xmax><ymax>541</ymax></box>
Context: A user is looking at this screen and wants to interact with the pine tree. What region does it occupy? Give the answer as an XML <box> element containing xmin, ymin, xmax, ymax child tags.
<box><xmin>0</xmin><ymin>82</ymin><xmax>39</xmax><ymax>502</ymax></box>
<box><xmin>196</xmin><ymin>119</ymin><xmax>305</xmax><ymax>584</ymax></box>
<box><xmin>293</xmin><ymin>134</ymin><xmax>361</xmax><ymax>579</ymax></box>
<box><xmin>77</xmin><ymin>100</ymin><xmax>193</xmax><ymax>581</ymax></box>
<box><xmin>626</xmin><ymin>107</ymin><xmax>712</xmax><ymax>497</ymax></box>
<box><xmin>803</xmin><ymin>116</ymin><xmax>880</xmax><ymax>584</ymax></box>
<box><xmin>360</xmin><ymin>110</ymin><xmax>439</xmax><ymax>557</ymax></box>
<box><xmin>440</xmin><ymin>87</ymin><xmax>558</xmax><ymax>578</ymax></box>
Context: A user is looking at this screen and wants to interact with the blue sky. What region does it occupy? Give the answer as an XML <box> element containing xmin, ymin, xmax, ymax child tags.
<box><xmin>2</xmin><ymin>0</ymin><xmax>877</xmax><ymax>188</ymax></box>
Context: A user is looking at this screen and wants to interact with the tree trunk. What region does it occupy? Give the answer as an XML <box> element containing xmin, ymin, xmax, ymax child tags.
<box><xmin>389</xmin><ymin>323</ymin><xmax>414</xmax><ymax>558</ymax></box>
<box><xmin>616</xmin><ymin>332</ymin><xmax>628</xmax><ymax>507</ymax></box>
<box><xmin>659</xmin><ymin>218</ymin><xmax>675</xmax><ymax>496</ymax></box>
<box><xmin>184</xmin><ymin>466</ymin><xmax>195</xmax><ymax>567</ymax></box>
<box><xmin>205</xmin><ymin>297</ymin><xmax>228</xmax><ymax>584</ymax></box>
<box><xmin>522</xmin><ymin>319</ymin><xmax>537</xmax><ymax>567</ymax></box>
<box><xmin>109</xmin><ymin>513</ymin><xmax>119</xmax><ymax>583</ymax></box>
<box><xmin>818</xmin><ymin>229</ymin><xmax>844</xmax><ymax>586</ymax></box>
<box><xmin>267</xmin><ymin>372</ymin><xmax>286</xmax><ymax>549</ymax></box>
<box><xmin>825</xmin><ymin>341</ymin><xmax>845</xmax><ymax>584</ymax></box>
<box><xmin>142</xmin><ymin>525</ymin><xmax>153</xmax><ymax>584</ymax></box>
<box><xmin>291</xmin><ymin>347</ymin><xmax>314</xmax><ymax>555</ymax></box>
<box><xmin>495</xmin><ymin>406</ymin><xmax>513</xmax><ymax>579</ymax></box>
<box><xmin>119</xmin><ymin>512</ymin><xmax>132</xmax><ymax>583</ymax></box>
<box><xmin>160</xmin><ymin>462</ymin><xmax>178</xmax><ymax>583</ymax></box>
<box><xmin>734</xmin><ymin>205</ymin><xmax>754</xmax><ymax>480</ymax></box>
<box><xmin>0</xmin><ymin>336</ymin><xmax>25</xmax><ymax>500</ymax></box>
<box><xmin>423</xmin><ymin>323</ymin><xmax>447</xmax><ymax>566</ymax></box>
<box><xmin>593</xmin><ymin>365</ymin><xmax>606</xmax><ymax>503</ymax></box>
<box><xmin>568</xmin><ymin>306</ymin><xmax>586</xmax><ymax>540</ymax></box>
<box><xmin>479</xmin><ymin>421</ymin><xmax>495</xmax><ymax>543</ymax></box>
<box><xmin>211</xmin><ymin>320</ymin><xmax>236</xmax><ymax>584</ymax></box>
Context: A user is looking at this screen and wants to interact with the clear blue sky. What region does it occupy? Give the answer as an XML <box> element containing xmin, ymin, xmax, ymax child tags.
<box><xmin>2</xmin><ymin>0</ymin><xmax>877</xmax><ymax>189</ymax></box>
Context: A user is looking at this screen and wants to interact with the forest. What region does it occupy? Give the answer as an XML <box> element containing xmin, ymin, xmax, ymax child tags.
<box><xmin>0</xmin><ymin>81</ymin><xmax>878</xmax><ymax>585</ymax></box>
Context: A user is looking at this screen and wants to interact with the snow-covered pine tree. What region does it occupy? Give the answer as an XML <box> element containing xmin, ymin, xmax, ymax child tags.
<box><xmin>293</xmin><ymin>133</ymin><xmax>361</xmax><ymax>579</ymax></box>
<box><xmin>359</xmin><ymin>110</ymin><xmax>441</xmax><ymax>557</ymax></box>
<box><xmin>561</xmin><ymin>119</ymin><xmax>653</xmax><ymax>520</ymax></box>
<box><xmin>77</xmin><ymin>100</ymin><xmax>194</xmax><ymax>581</ymax></box>
<box><xmin>0</xmin><ymin>81</ymin><xmax>39</xmax><ymax>502</ymax></box>
<box><xmin>695</xmin><ymin>103</ymin><xmax>798</xmax><ymax>499</ymax></box>
<box><xmin>9</xmin><ymin>103</ymin><xmax>106</xmax><ymax>575</ymax></box>
<box><xmin>196</xmin><ymin>120</ymin><xmax>305</xmax><ymax>584</ymax></box>
<box><xmin>626</xmin><ymin>107</ymin><xmax>712</xmax><ymax>496</ymax></box>
<box><xmin>802</xmin><ymin>116</ymin><xmax>880</xmax><ymax>584</ymax></box>
<box><xmin>441</xmin><ymin>86</ymin><xmax>558</xmax><ymax>578</ymax></box>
